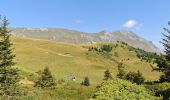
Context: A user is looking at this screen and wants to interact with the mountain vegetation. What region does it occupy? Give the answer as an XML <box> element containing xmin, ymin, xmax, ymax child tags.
<box><xmin>90</xmin><ymin>79</ymin><xmax>160</xmax><ymax>100</ymax></box>
<box><xmin>0</xmin><ymin>16</ymin><xmax>170</xmax><ymax>99</ymax></box>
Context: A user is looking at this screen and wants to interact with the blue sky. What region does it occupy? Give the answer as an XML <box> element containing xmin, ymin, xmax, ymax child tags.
<box><xmin>0</xmin><ymin>0</ymin><xmax>170</xmax><ymax>49</ymax></box>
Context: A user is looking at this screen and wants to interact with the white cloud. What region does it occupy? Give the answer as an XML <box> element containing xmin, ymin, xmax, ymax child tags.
<box><xmin>75</xmin><ymin>20</ymin><xmax>83</xmax><ymax>24</ymax></box>
<box><xmin>123</xmin><ymin>20</ymin><xmax>138</xmax><ymax>28</ymax></box>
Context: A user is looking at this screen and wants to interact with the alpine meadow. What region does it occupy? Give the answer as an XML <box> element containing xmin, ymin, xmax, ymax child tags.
<box><xmin>0</xmin><ymin>0</ymin><xmax>170</xmax><ymax>100</ymax></box>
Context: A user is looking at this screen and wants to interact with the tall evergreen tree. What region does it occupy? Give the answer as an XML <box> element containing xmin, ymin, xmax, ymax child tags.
<box><xmin>0</xmin><ymin>16</ymin><xmax>21</xmax><ymax>99</ymax></box>
<box><xmin>117</xmin><ymin>63</ymin><xmax>126</xmax><ymax>79</ymax></box>
<box><xmin>104</xmin><ymin>69</ymin><xmax>112</xmax><ymax>80</ymax></box>
<box><xmin>81</xmin><ymin>77</ymin><xmax>90</xmax><ymax>86</ymax></box>
<box><xmin>0</xmin><ymin>17</ymin><xmax>15</xmax><ymax>67</ymax></box>
<box><xmin>161</xmin><ymin>22</ymin><xmax>170</xmax><ymax>60</ymax></box>
<box><xmin>155</xmin><ymin>21</ymin><xmax>170</xmax><ymax>82</ymax></box>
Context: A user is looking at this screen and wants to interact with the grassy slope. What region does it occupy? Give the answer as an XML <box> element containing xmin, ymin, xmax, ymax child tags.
<box><xmin>11</xmin><ymin>37</ymin><xmax>160</xmax><ymax>85</ymax></box>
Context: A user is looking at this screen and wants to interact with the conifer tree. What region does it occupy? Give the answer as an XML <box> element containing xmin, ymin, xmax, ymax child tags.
<box><xmin>125</xmin><ymin>70</ymin><xmax>144</xmax><ymax>85</ymax></box>
<box><xmin>35</xmin><ymin>67</ymin><xmax>56</xmax><ymax>88</ymax></box>
<box><xmin>0</xmin><ymin>17</ymin><xmax>15</xmax><ymax>67</ymax></box>
<box><xmin>117</xmin><ymin>63</ymin><xmax>126</xmax><ymax>79</ymax></box>
<box><xmin>0</xmin><ymin>16</ymin><xmax>21</xmax><ymax>99</ymax></box>
<box><xmin>104</xmin><ymin>69</ymin><xmax>112</xmax><ymax>80</ymax></box>
<box><xmin>161</xmin><ymin>22</ymin><xmax>170</xmax><ymax>60</ymax></box>
<box><xmin>135</xmin><ymin>70</ymin><xmax>145</xmax><ymax>84</ymax></box>
<box><xmin>156</xmin><ymin>22</ymin><xmax>170</xmax><ymax>82</ymax></box>
<box><xmin>81</xmin><ymin>77</ymin><xmax>90</xmax><ymax>86</ymax></box>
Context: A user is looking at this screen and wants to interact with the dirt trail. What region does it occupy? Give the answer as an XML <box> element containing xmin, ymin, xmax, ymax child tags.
<box><xmin>36</xmin><ymin>47</ymin><xmax>73</xmax><ymax>57</ymax></box>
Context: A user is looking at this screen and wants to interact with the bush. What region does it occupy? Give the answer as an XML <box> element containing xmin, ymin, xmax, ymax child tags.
<box><xmin>145</xmin><ymin>82</ymin><xmax>170</xmax><ymax>99</ymax></box>
<box><xmin>125</xmin><ymin>70</ymin><xmax>145</xmax><ymax>85</ymax></box>
<box><xmin>24</xmin><ymin>82</ymin><xmax>94</xmax><ymax>100</ymax></box>
<box><xmin>81</xmin><ymin>77</ymin><xmax>90</xmax><ymax>86</ymax></box>
<box><xmin>117</xmin><ymin>63</ymin><xmax>126</xmax><ymax>79</ymax></box>
<box><xmin>101</xmin><ymin>45</ymin><xmax>113</xmax><ymax>52</ymax></box>
<box><xmin>90</xmin><ymin>79</ymin><xmax>159</xmax><ymax>100</ymax></box>
<box><xmin>103</xmin><ymin>69</ymin><xmax>112</xmax><ymax>80</ymax></box>
<box><xmin>0</xmin><ymin>85</ymin><xmax>30</xmax><ymax>100</ymax></box>
<box><xmin>117</xmin><ymin>63</ymin><xmax>144</xmax><ymax>85</ymax></box>
<box><xmin>35</xmin><ymin>67</ymin><xmax>56</xmax><ymax>88</ymax></box>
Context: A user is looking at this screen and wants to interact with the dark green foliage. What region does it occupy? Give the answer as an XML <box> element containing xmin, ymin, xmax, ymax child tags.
<box><xmin>155</xmin><ymin>54</ymin><xmax>170</xmax><ymax>82</ymax></box>
<box><xmin>161</xmin><ymin>22</ymin><xmax>170</xmax><ymax>60</ymax></box>
<box><xmin>88</xmin><ymin>44</ymin><xmax>113</xmax><ymax>53</ymax></box>
<box><xmin>35</xmin><ymin>67</ymin><xmax>56</xmax><ymax>88</ymax></box>
<box><xmin>117</xmin><ymin>63</ymin><xmax>144</xmax><ymax>84</ymax></box>
<box><xmin>117</xmin><ymin>63</ymin><xmax>126</xmax><ymax>79</ymax></box>
<box><xmin>120</xmin><ymin>41</ymin><xmax>128</xmax><ymax>45</ymax></box>
<box><xmin>81</xmin><ymin>77</ymin><xmax>90</xmax><ymax>86</ymax></box>
<box><xmin>101</xmin><ymin>44</ymin><xmax>113</xmax><ymax>52</ymax></box>
<box><xmin>0</xmin><ymin>67</ymin><xmax>23</xmax><ymax>100</ymax></box>
<box><xmin>125</xmin><ymin>70</ymin><xmax>145</xmax><ymax>85</ymax></box>
<box><xmin>0</xmin><ymin>17</ymin><xmax>15</xmax><ymax>68</ymax></box>
<box><xmin>128</xmin><ymin>46</ymin><xmax>157</xmax><ymax>63</ymax></box>
<box><xmin>0</xmin><ymin>67</ymin><xmax>20</xmax><ymax>86</ymax></box>
<box><xmin>157</xmin><ymin>89</ymin><xmax>170</xmax><ymax>100</ymax></box>
<box><xmin>0</xmin><ymin>16</ymin><xmax>22</xmax><ymax>99</ymax></box>
<box><xmin>0</xmin><ymin>85</ymin><xmax>28</xmax><ymax>100</ymax></box>
<box><xmin>145</xmin><ymin>82</ymin><xmax>170</xmax><ymax>99</ymax></box>
<box><xmin>87</xmin><ymin>44</ymin><xmax>113</xmax><ymax>59</ymax></box>
<box><xmin>155</xmin><ymin>22</ymin><xmax>170</xmax><ymax>83</ymax></box>
<box><xmin>88</xmin><ymin>46</ymin><xmax>101</xmax><ymax>52</ymax></box>
<box><xmin>114</xmin><ymin>44</ymin><xmax>118</xmax><ymax>48</ymax></box>
<box><xmin>0</xmin><ymin>17</ymin><xmax>18</xmax><ymax>86</ymax></box>
<box><xmin>103</xmin><ymin>69</ymin><xmax>112</xmax><ymax>80</ymax></box>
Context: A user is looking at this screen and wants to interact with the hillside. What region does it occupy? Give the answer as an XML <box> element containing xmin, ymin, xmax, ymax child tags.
<box><xmin>11</xmin><ymin>36</ymin><xmax>160</xmax><ymax>85</ymax></box>
<box><xmin>11</xmin><ymin>28</ymin><xmax>159</xmax><ymax>52</ymax></box>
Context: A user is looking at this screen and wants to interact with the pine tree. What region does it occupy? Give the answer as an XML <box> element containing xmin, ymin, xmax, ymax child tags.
<box><xmin>161</xmin><ymin>22</ymin><xmax>170</xmax><ymax>60</ymax></box>
<box><xmin>104</xmin><ymin>69</ymin><xmax>112</xmax><ymax>80</ymax></box>
<box><xmin>125</xmin><ymin>70</ymin><xmax>144</xmax><ymax>85</ymax></box>
<box><xmin>0</xmin><ymin>16</ymin><xmax>21</xmax><ymax>99</ymax></box>
<box><xmin>135</xmin><ymin>70</ymin><xmax>145</xmax><ymax>84</ymax></box>
<box><xmin>101</xmin><ymin>45</ymin><xmax>113</xmax><ymax>52</ymax></box>
<box><xmin>0</xmin><ymin>17</ymin><xmax>15</xmax><ymax>67</ymax></box>
<box><xmin>155</xmin><ymin>54</ymin><xmax>170</xmax><ymax>82</ymax></box>
<box><xmin>155</xmin><ymin>22</ymin><xmax>170</xmax><ymax>82</ymax></box>
<box><xmin>35</xmin><ymin>67</ymin><xmax>56</xmax><ymax>88</ymax></box>
<box><xmin>117</xmin><ymin>63</ymin><xmax>126</xmax><ymax>79</ymax></box>
<box><xmin>81</xmin><ymin>77</ymin><xmax>90</xmax><ymax>86</ymax></box>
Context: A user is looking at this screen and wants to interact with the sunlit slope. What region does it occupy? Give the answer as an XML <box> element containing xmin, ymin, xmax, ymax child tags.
<box><xmin>11</xmin><ymin>37</ymin><xmax>160</xmax><ymax>84</ymax></box>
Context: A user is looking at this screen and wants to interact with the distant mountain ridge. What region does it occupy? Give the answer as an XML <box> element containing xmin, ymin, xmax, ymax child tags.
<box><xmin>11</xmin><ymin>28</ymin><xmax>159</xmax><ymax>52</ymax></box>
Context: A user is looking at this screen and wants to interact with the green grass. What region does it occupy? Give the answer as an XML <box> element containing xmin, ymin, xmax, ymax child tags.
<box><xmin>20</xmin><ymin>82</ymin><xmax>94</xmax><ymax>100</ymax></box>
<box><xmin>11</xmin><ymin>37</ymin><xmax>160</xmax><ymax>85</ymax></box>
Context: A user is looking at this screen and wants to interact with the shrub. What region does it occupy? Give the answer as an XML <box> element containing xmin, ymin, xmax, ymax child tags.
<box><xmin>81</xmin><ymin>77</ymin><xmax>90</xmax><ymax>86</ymax></box>
<box><xmin>103</xmin><ymin>69</ymin><xmax>112</xmax><ymax>80</ymax></box>
<box><xmin>117</xmin><ymin>63</ymin><xmax>126</xmax><ymax>79</ymax></box>
<box><xmin>35</xmin><ymin>67</ymin><xmax>56</xmax><ymax>88</ymax></box>
<box><xmin>101</xmin><ymin>45</ymin><xmax>113</xmax><ymax>52</ymax></box>
<box><xmin>125</xmin><ymin>70</ymin><xmax>145</xmax><ymax>85</ymax></box>
<box><xmin>27</xmin><ymin>82</ymin><xmax>94</xmax><ymax>100</ymax></box>
<box><xmin>145</xmin><ymin>82</ymin><xmax>170</xmax><ymax>99</ymax></box>
<box><xmin>90</xmin><ymin>79</ymin><xmax>159</xmax><ymax>100</ymax></box>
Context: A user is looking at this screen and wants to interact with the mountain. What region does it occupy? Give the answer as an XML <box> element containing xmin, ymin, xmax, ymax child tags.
<box><xmin>11</xmin><ymin>28</ymin><xmax>159</xmax><ymax>52</ymax></box>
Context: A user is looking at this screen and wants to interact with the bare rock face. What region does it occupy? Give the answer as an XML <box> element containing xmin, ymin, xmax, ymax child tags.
<box><xmin>11</xmin><ymin>28</ymin><xmax>159</xmax><ymax>52</ymax></box>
